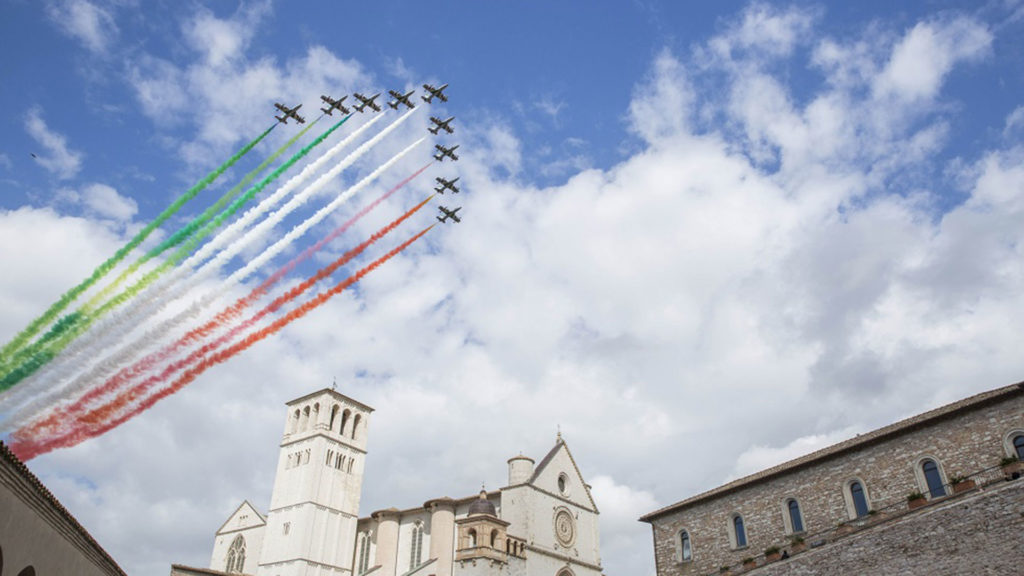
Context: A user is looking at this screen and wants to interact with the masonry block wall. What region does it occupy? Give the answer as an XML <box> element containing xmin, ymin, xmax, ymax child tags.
<box><xmin>750</xmin><ymin>479</ymin><xmax>1024</xmax><ymax>576</ymax></box>
<box><xmin>643</xmin><ymin>384</ymin><xmax>1024</xmax><ymax>576</ymax></box>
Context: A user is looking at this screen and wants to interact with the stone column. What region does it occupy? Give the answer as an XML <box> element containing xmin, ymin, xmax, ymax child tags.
<box><xmin>427</xmin><ymin>498</ymin><xmax>456</xmax><ymax>575</ymax></box>
<box><xmin>372</xmin><ymin>509</ymin><xmax>401</xmax><ymax>576</ymax></box>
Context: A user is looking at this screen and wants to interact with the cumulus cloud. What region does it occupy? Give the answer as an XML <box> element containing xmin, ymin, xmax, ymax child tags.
<box><xmin>24</xmin><ymin>107</ymin><xmax>83</xmax><ymax>180</ymax></box>
<box><xmin>46</xmin><ymin>0</ymin><xmax>118</xmax><ymax>54</ymax></box>
<box><xmin>873</xmin><ymin>17</ymin><xmax>992</xmax><ymax>102</ymax></box>
<box><xmin>81</xmin><ymin>183</ymin><xmax>138</xmax><ymax>221</ymax></box>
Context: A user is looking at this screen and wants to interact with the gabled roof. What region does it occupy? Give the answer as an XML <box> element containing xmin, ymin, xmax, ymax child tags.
<box><xmin>527</xmin><ymin>437</ymin><xmax>599</xmax><ymax>512</ymax></box>
<box><xmin>0</xmin><ymin>441</ymin><xmax>127</xmax><ymax>575</ymax></box>
<box><xmin>640</xmin><ymin>380</ymin><xmax>1024</xmax><ymax>522</ymax></box>
<box><xmin>215</xmin><ymin>500</ymin><xmax>266</xmax><ymax>535</ymax></box>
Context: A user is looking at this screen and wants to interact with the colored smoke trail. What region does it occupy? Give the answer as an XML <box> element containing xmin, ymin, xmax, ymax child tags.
<box><xmin>84</xmin><ymin>120</ymin><xmax>320</xmax><ymax>311</ymax></box>
<box><xmin>26</xmin><ymin>195</ymin><xmax>435</xmax><ymax>438</ymax></box>
<box><xmin>0</xmin><ymin>111</ymin><xmax>412</xmax><ymax>420</ymax></box>
<box><xmin>2</xmin><ymin>164</ymin><xmax>430</xmax><ymax>433</ymax></box>
<box><xmin>0</xmin><ymin>115</ymin><xmax>358</xmax><ymax>392</ymax></box>
<box><xmin>0</xmin><ymin>124</ymin><xmax>276</xmax><ymax>366</ymax></box>
<box><xmin>13</xmin><ymin>225</ymin><xmax>435</xmax><ymax>461</ymax></box>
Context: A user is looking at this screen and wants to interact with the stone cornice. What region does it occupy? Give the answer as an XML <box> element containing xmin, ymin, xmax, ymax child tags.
<box><xmin>524</xmin><ymin>543</ymin><xmax>603</xmax><ymax>571</ymax></box>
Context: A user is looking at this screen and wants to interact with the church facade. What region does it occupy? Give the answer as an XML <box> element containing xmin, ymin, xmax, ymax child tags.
<box><xmin>171</xmin><ymin>388</ymin><xmax>604</xmax><ymax>576</ymax></box>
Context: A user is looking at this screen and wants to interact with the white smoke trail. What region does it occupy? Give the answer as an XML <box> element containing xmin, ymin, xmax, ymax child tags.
<box><xmin>3</xmin><ymin>109</ymin><xmax>422</xmax><ymax>432</ymax></box>
<box><xmin>0</xmin><ymin>113</ymin><xmax>386</xmax><ymax>425</ymax></box>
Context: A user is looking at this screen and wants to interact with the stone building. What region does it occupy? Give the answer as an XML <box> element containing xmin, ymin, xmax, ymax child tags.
<box><xmin>0</xmin><ymin>440</ymin><xmax>126</xmax><ymax>576</ymax></box>
<box><xmin>640</xmin><ymin>381</ymin><xmax>1024</xmax><ymax>576</ymax></box>
<box><xmin>172</xmin><ymin>387</ymin><xmax>604</xmax><ymax>576</ymax></box>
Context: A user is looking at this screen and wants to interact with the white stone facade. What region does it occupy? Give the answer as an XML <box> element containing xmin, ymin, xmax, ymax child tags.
<box><xmin>187</xmin><ymin>388</ymin><xmax>603</xmax><ymax>576</ymax></box>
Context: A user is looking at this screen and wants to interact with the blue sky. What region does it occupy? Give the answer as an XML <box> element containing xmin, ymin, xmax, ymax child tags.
<box><xmin>2</xmin><ymin>1</ymin><xmax>1024</xmax><ymax>575</ymax></box>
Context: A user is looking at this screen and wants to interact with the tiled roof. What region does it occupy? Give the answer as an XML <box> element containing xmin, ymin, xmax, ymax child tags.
<box><xmin>640</xmin><ymin>380</ymin><xmax>1024</xmax><ymax>522</ymax></box>
<box><xmin>0</xmin><ymin>441</ymin><xmax>127</xmax><ymax>575</ymax></box>
<box><xmin>170</xmin><ymin>564</ymin><xmax>232</xmax><ymax>575</ymax></box>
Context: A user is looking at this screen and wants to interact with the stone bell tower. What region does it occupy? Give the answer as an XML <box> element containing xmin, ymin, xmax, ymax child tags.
<box><xmin>257</xmin><ymin>388</ymin><xmax>373</xmax><ymax>576</ymax></box>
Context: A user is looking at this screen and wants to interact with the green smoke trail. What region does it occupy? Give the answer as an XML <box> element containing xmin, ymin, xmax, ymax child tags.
<box><xmin>84</xmin><ymin>119</ymin><xmax>320</xmax><ymax>312</ymax></box>
<box><xmin>0</xmin><ymin>115</ymin><xmax>351</xmax><ymax>392</ymax></box>
<box><xmin>0</xmin><ymin>124</ymin><xmax>277</xmax><ymax>367</ymax></box>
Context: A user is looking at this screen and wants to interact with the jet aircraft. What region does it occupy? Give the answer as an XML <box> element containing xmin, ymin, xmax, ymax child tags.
<box><xmin>433</xmin><ymin>144</ymin><xmax>460</xmax><ymax>162</ymax></box>
<box><xmin>434</xmin><ymin>176</ymin><xmax>460</xmax><ymax>194</ymax></box>
<box><xmin>353</xmin><ymin>92</ymin><xmax>382</xmax><ymax>113</ymax></box>
<box><xmin>421</xmin><ymin>83</ymin><xmax>449</xmax><ymax>103</ymax></box>
<box><xmin>437</xmin><ymin>206</ymin><xmax>461</xmax><ymax>223</ymax></box>
<box><xmin>428</xmin><ymin>116</ymin><xmax>455</xmax><ymax>135</ymax></box>
<box><xmin>387</xmin><ymin>89</ymin><xmax>416</xmax><ymax>110</ymax></box>
<box><xmin>320</xmin><ymin>94</ymin><xmax>350</xmax><ymax>115</ymax></box>
<box><xmin>274</xmin><ymin>103</ymin><xmax>306</xmax><ymax>124</ymax></box>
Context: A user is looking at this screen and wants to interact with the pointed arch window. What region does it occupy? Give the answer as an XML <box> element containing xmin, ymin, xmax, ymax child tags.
<box><xmin>357</xmin><ymin>531</ymin><xmax>371</xmax><ymax>574</ymax></box>
<box><xmin>410</xmin><ymin>522</ymin><xmax>424</xmax><ymax>569</ymax></box>
<box><xmin>225</xmin><ymin>534</ymin><xmax>246</xmax><ymax>573</ymax></box>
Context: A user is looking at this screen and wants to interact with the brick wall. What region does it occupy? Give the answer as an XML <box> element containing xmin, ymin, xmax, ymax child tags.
<box><xmin>646</xmin><ymin>390</ymin><xmax>1024</xmax><ymax>576</ymax></box>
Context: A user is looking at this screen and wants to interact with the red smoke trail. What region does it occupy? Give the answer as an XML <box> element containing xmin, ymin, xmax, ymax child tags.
<box><xmin>29</xmin><ymin>164</ymin><xmax>433</xmax><ymax>431</ymax></box>
<box><xmin>13</xmin><ymin>223</ymin><xmax>435</xmax><ymax>460</ymax></box>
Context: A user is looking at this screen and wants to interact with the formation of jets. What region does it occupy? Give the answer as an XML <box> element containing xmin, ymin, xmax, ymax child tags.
<box><xmin>353</xmin><ymin>92</ymin><xmax>381</xmax><ymax>113</ymax></box>
<box><xmin>434</xmin><ymin>176</ymin><xmax>460</xmax><ymax>194</ymax></box>
<box><xmin>434</xmin><ymin>144</ymin><xmax>459</xmax><ymax>162</ymax></box>
<box><xmin>387</xmin><ymin>89</ymin><xmax>416</xmax><ymax>110</ymax></box>
<box><xmin>276</xmin><ymin>83</ymin><xmax>463</xmax><ymax>224</ymax></box>
<box><xmin>429</xmin><ymin>116</ymin><xmax>455</xmax><ymax>135</ymax></box>
<box><xmin>274</xmin><ymin>103</ymin><xmax>305</xmax><ymax>124</ymax></box>
<box><xmin>320</xmin><ymin>94</ymin><xmax>350</xmax><ymax>115</ymax></box>
<box><xmin>436</xmin><ymin>206</ymin><xmax>461</xmax><ymax>223</ymax></box>
<box><xmin>421</xmin><ymin>83</ymin><xmax>449</xmax><ymax>103</ymax></box>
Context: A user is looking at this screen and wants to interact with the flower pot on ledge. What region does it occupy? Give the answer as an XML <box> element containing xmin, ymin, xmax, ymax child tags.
<box><xmin>952</xmin><ymin>479</ymin><xmax>976</xmax><ymax>494</ymax></box>
<box><xmin>790</xmin><ymin>542</ymin><xmax>807</xmax><ymax>554</ymax></box>
<box><xmin>1002</xmin><ymin>460</ymin><xmax>1023</xmax><ymax>480</ymax></box>
<box><xmin>908</xmin><ymin>496</ymin><xmax>927</xmax><ymax>510</ymax></box>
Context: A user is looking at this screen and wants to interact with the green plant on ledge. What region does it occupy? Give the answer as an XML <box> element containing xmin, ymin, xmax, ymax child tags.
<box><xmin>719</xmin><ymin>567</ymin><xmax>731</xmax><ymax>574</ymax></box>
<box><xmin>907</xmin><ymin>491</ymin><xmax>926</xmax><ymax>502</ymax></box>
<box><xmin>790</xmin><ymin>535</ymin><xmax>805</xmax><ymax>545</ymax></box>
<box><xmin>742</xmin><ymin>557</ymin><xmax>755</xmax><ymax>565</ymax></box>
<box><xmin>1001</xmin><ymin>456</ymin><xmax>1020</xmax><ymax>466</ymax></box>
<box><xmin>764</xmin><ymin>546</ymin><xmax>780</xmax><ymax>556</ymax></box>
<box><xmin>948</xmin><ymin>474</ymin><xmax>968</xmax><ymax>485</ymax></box>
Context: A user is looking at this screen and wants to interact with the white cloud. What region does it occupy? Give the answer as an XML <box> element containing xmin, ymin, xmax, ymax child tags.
<box><xmin>46</xmin><ymin>0</ymin><xmax>118</xmax><ymax>54</ymax></box>
<box><xmin>1005</xmin><ymin>106</ymin><xmax>1024</xmax><ymax>136</ymax></box>
<box><xmin>24</xmin><ymin>107</ymin><xmax>83</xmax><ymax>180</ymax></box>
<box><xmin>81</xmin><ymin>183</ymin><xmax>138</xmax><ymax>221</ymax></box>
<box><xmin>873</xmin><ymin>17</ymin><xmax>992</xmax><ymax>102</ymax></box>
<box><xmin>0</xmin><ymin>154</ymin><xmax>11</xmax><ymax>171</ymax></box>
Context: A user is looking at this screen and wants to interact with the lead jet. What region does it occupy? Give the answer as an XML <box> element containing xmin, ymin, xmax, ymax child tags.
<box><xmin>387</xmin><ymin>89</ymin><xmax>416</xmax><ymax>110</ymax></box>
<box><xmin>320</xmin><ymin>94</ymin><xmax>350</xmax><ymax>115</ymax></box>
<box><xmin>437</xmin><ymin>205</ymin><xmax>461</xmax><ymax>223</ymax></box>
<box><xmin>428</xmin><ymin>116</ymin><xmax>455</xmax><ymax>135</ymax></box>
<box><xmin>353</xmin><ymin>92</ymin><xmax>382</xmax><ymax>113</ymax></box>
<box><xmin>274</xmin><ymin>102</ymin><xmax>306</xmax><ymax>124</ymax></box>
<box><xmin>434</xmin><ymin>176</ymin><xmax>460</xmax><ymax>194</ymax></box>
<box><xmin>433</xmin><ymin>144</ymin><xmax>459</xmax><ymax>162</ymax></box>
<box><xmin>421</xmin><ymin>83</ymin><xmax>449</xmax><ymax>103</ymax></box>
